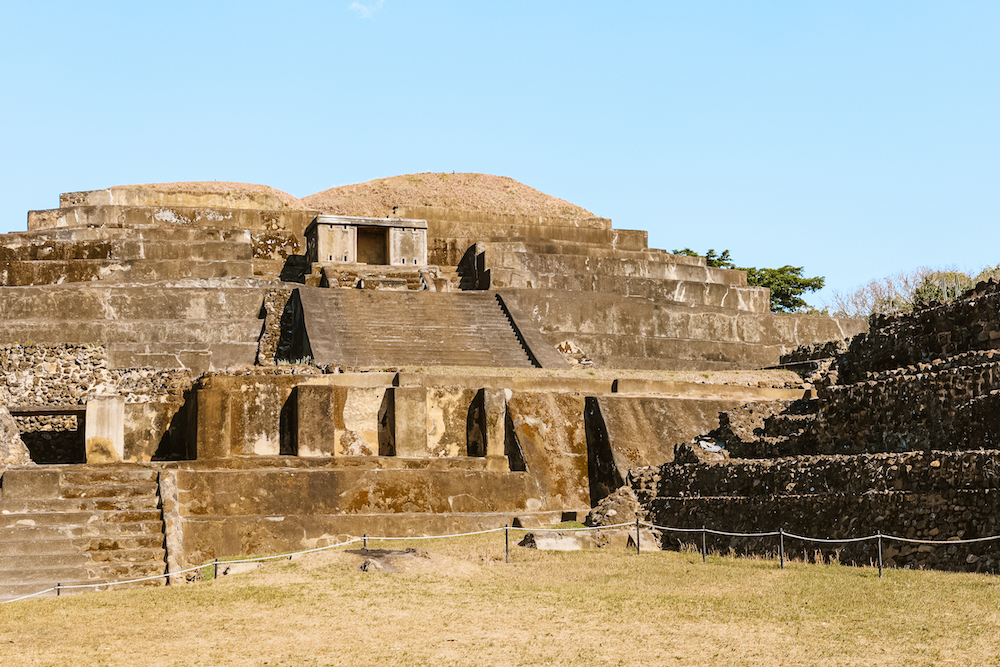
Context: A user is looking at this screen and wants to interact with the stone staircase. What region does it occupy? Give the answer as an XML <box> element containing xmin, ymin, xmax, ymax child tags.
<box><xmin>0</xmin><ymin>467</ymin><xmax>167</xmax><ymax>601</ymax></box>
<box><xmin>297</xmin><ymin>288</ymin><xmax>537</xmax><ymax>368</ymax></box>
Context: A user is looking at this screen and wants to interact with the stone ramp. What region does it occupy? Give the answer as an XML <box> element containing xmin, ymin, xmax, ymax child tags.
<box><xmin>297</xmin><ymin>287</ymin><xmax>538</xmax><ymax>368</ymax></box>
<box><xmin>0</xmin><ymin>467</ymin><xmax>167</xmax><ymax>602</ymax></box>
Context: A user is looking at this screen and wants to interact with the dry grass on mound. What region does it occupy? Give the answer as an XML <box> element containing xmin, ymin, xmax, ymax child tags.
<box><xmin>301</xmin><ymin>173</ymin><xmax>596</xmax><ymax>219</ymax></box>
<box><xmin>3</xmin><ymin>533</ymin><xmax>1000</xmax><ymax>666</ymax></box>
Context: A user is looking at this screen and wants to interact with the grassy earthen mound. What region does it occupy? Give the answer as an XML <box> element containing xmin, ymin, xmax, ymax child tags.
<box><xmin>301</xmin><ymin>173</ymin><xmax>596</xmax><ymax>219</ymax></box>
<box><xmin>112</xmin><ymin>182</ymin><xmax>310</xmax><ymax>209</ymax></box>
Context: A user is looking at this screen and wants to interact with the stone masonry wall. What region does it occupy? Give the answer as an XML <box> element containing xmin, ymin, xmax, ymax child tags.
<box><xmin>838</xmin><ymin>279</ymin><xmax>1000</xmax><ymax>384</ymax></box>
<box><xmin>0</xmin><ymin>344</ymin><xmax>194</xmax><ymax>462</ymax></box>
<box><xmin>633</xmin><ymin>451</ymin><xmax>1000</xmax><ymax>572</ymax></box>
<box><xmin>814</xmin><ymin>351</ymin><xmax>1000</xmax><ymax>453</ymax></box>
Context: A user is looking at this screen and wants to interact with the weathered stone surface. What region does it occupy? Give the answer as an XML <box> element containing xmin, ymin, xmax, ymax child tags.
<box><xmin>585</xmin><ymin>486</ymin><xmax>640</xmax><ymax>526</ymax></box>
<box><xmin>0</xmin><ymin>405</ymin><xmax>31</xmax><ymax>467</ymax></box>
<box><xmin>507</xmin><ymin>392</ymin><xmax>590</xmax><ymax>511</ymax></box>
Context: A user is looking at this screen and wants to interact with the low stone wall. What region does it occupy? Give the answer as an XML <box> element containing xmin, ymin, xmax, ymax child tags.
<box><xmin>634</xmin><ymin>450</ymin><xmax>1000</xmax><ymax>572</ymax></box>
<box><xmin>645</xmin><ymin>490</ymin><xmax>1000</xmax><ymax>572</ymax></box>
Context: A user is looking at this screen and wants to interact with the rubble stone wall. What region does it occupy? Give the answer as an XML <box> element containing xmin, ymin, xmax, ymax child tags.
<box><xmin>0</xmin><ymin>344</ymin><xmax>194</xmax><ymax>462</ymax></box>
<box><xmin>635</xmin><ymin>451</ymin><xmax>1000</xmax><ymax>572</ymax></box>
<box><xmin>632</xmin><ymin>450</ymin><xmax>1000</xmax><ymax>500</ymax></box>
<box><xmin>838</xmin><ymin>279</ymin><xmax>1000</xmax><ymax>384</ymax></box>
<box><xmin>645</xmin><ymin>490</ymin><xmax>1000</xmax><ymax>573</ymax></box>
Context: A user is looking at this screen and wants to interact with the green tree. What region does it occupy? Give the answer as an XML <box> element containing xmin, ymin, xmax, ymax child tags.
<box><xmin>672</xmin><ymin>248</ymin><xmax>825</xmax><ymax>313</ymax></box>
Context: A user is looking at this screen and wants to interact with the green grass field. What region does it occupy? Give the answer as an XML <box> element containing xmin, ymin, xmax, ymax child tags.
<box><xmin>2</xmin><ymin>533</ymin><xmax>999</xmax><ymax>666</ymax></box>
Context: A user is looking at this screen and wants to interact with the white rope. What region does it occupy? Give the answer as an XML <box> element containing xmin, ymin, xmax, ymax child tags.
<box><xmin>642</xmin><ymin>523</ymin><xmax>704</xmax><ymax>533</ymax></box>
<box><xmin>55</xmin><ymin>562</ymin><xmax>209</xmax><ymax>590</ymax></box>
<box><xmin>781</xmin><ymin>531</ymin><xmax>876</xmax><ymax>544</ymax></box>
<box><xmin>368</xmin><ymin>527</ymin><xmax>505</xmax><ymax>541</ymax></box>
<box><xmin>2</xmin><ymin>587</ymin><xmax>57</xmax><ymax>603</ymax></box>
<box><xmin>706</xmin><ymin>528</ymin><xmax>781</xmax><ymax>538</ymax></box>
<box><xmin>513</xmin><ymin>521</ymin><xmax>636</xmax><ymax>532</ymax></box>
<box><xmin>883</xmin><ymin>533</ymin><xmax>1000</xmax><ymax>545</ymax></box>
<box><xmin>220</xmin><ymin>537</ymin><xmax>364</xmax><ymax>565</ymax></box>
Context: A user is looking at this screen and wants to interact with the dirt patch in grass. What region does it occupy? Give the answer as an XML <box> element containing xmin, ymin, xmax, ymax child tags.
<box><xmin>301</xmin><ymin>173</ymin><xmax>596</xmax><ymax>220</ymax></box>
<box><xmin>3</xmin><ymin>534</ymin><xmax>999</xmax><ymax>666</ymax></box>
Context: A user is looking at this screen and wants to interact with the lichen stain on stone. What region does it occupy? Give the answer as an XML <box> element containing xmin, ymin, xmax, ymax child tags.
<box><xmin>86</xmin><ymin>437</ymin><xmax>120</xmax><ymax>463</ymax></box>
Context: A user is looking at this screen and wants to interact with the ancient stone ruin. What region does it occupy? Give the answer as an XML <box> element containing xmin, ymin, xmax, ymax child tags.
<box><xmin>613</xmin><ymin>279</ymin><xmax>1000</xmax><ymax>572</ymax></box>
<box><xmin>0</xmin><ymin>174</ymin><xmax>871</xmax><ymax>599</ymax></box>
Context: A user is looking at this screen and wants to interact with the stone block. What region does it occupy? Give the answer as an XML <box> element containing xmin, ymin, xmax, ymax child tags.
<box><xmin>394</xmin><ymin>387</ymin><xmax>428</xmax><ymax>457</ymax></box>
<box><xmin>483</xmin><ymin>388</ymin><xmax>508</xmax><ymax>470</ymax></box>
<box><xmin>85</xmin><ymin>397</ymin><xmax>125</xmax><ymax>463</ymax></box>
<box><xmin>195</xmin><ymin>389</ymin><xmax>232</xmax><ymax>459</ymax></box>
<box><xmin>296</xmin><ymin>385</ymin><xmax>337</xmax><ymax>457</ymax></box>
<box><xmin>1</xmin><ymin>469</ymin><xmax>60</xmax><ymax>499</ymax></box>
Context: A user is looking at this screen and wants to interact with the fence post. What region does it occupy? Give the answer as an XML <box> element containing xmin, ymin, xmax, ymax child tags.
<box><xmin>363</xmin><ymin>534</ymin><xmax>367</xmax><ymax>550</ymax></box>
<box><xmin>56</xmin><ymin>583</ymin><xmax>61</xmax><ymax>597</ymax></box>
<box><xmin>505</xmin><ymin>525</ymin><xmax>510</xmax><ymax>564</ymax></box>
<box><xmin>213</xmin><ymin>558</ymin><xmax>218</xmax><ymax>580</ymax></box>
<box><xmin>702</xmin><ymin>525</ymin><xmax>707</xmax><ymax>564</ymax></box>
<box><xmin>877</xmin><ymin>533</ymin><xmax>883</xmax><ymax>578</ymax></box>
<box><xmin>779</xmin><ymin>529</ymin><xmax>784</xmax><ymax>569</ymax></box>
<box><xmin>635</xmin><ymin>516</ymin><xmax>641</xmax><ymax>555</ymax></box>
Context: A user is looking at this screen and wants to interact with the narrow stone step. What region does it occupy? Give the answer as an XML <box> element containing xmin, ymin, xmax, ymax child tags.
<box><xmin>0</xmin><ymin>509</ymin><xmax>161</xmax><ymax>527</ymax></box>
<box><xmin>59</xmin><ymin>482</ymin><xmax>160</xmax><ymax>499</ymax></box>
<box><xmin>0</xmin><ymin>521</ymin><xmax>163</xmax><ymax>541</ymax></box>
<box><xmin>87</xmin><ymin>547</ymin><xmax>166</xmax><ymax>565</ymax></box>
<box><xmin>0</xmin><ymin>497</ymin><xmax>159</xmax><ymax>513</ymax></box>
<box><xmin>0</xmin><ymin>553</ymin><xmax>90</xmax><ymax>570</ymax></box>
<box><xmin>0</xmin><ymin>560</ymin><xmax>166</xmax><ymax>588</ymax></box>
<box><xmin>0</xmin><ymin>535</ymin><xmax>164</xmax><ymax>557</ymax></box>
<box><xmin>60</xmin><ymin>469</ymin><xmax>159</xmax><ymax>485</ymax></box>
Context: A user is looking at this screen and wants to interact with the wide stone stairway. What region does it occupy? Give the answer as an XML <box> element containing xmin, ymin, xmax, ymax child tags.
<box><xmin>297</xmin><ymin>287</ymin><xmax>538</xmax><ymax>368</ymax></box>
<box><xmin>0</xmin><ymin>468</ymin><xmax>167</xmax><ymax>601</ymax></box>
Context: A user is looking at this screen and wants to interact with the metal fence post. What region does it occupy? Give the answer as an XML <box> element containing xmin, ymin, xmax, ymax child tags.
<box><xmin>779</xmin><ymin>529</ymin><xmax>785</xmax><ymax>569</ymax></box>
<box><xmin>213</xmin><ymin>558</ymin><xmax>218</xmax><ymax>580</ymax></box>
<box><xmin>877</xmin><ymin>533</ymin><xmax>883</xmax><ymax>578</ymax></box>
<box><xmin>363</xmin><ymin>534</ymin><xmax>367</xmax><ymax>549</ymax></box>
<box><xmin>635</xmin><ymin>516</ymin><xmax>641</xmax><ymax>555</ymax></box>
<box><xmin>505</xmin><ymin>525</ymin><xmax>510</xmax><ymax>564</ymax></box>
<box><xmin>56</xmin><ymin>583</ymin><xmax>61</xmax><ymax>597</ymax></box>
<box><xmin>702</xmin><ymin>525</ymin><xmax>707</xmax><ymax>564</ymax></box>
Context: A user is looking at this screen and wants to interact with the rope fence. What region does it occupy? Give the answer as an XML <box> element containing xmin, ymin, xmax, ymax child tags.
<box><xmin>4</xmin><ymin>518</ymin><xmax>999</xmax><ymax>604</ymax></box>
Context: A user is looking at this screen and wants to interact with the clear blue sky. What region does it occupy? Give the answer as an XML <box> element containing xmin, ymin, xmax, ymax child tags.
<box><xmin>2</xmin><ymin>1</ymin><xmax>997</xmax><ymax>306</ymax></box>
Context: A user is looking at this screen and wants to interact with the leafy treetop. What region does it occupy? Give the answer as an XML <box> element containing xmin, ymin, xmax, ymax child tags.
<box><xmin>671</xmin><ymin>248</ymin><xmax>826</xmax><ymax>313</ymax></box>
